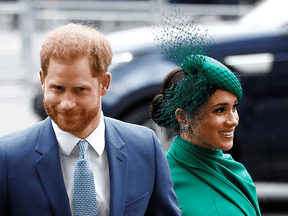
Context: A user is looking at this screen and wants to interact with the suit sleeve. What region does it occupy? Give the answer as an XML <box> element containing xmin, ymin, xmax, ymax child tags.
<box><xmin>0</xmin><ymin>144</ymin><xmax>8</xmax><ymax>216</ymax></box>
<box><xmin>145</xmin><ymin>131</ymin><xmax>182</xmax><ymax>216</ymax></box>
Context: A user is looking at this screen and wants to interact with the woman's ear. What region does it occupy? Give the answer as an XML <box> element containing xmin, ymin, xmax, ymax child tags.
<box><xmin>175</xmin><ymin>108</ymin><xmax>186</xmax><ymax>123</ymax></box>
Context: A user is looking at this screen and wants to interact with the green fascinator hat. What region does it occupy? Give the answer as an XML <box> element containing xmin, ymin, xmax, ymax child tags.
<box><xmin>155</xmin><ymin>54</ymin><xmax>243</xmax><ymax>131</ymax></box>
<box><xmin>151</xmin><ymin>9</ymin><xmax>243</xmax><ymax>131</ymax></box>
<box><xmin>182</xmin><ymin>54</ymin><xmax>243</xmax><ymax>102</ymax></box>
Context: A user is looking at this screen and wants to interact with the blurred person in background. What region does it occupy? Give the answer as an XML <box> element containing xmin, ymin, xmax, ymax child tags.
<box><xmin>0</xmin><ymin>23</ymin><xmax>181</xmax><ymax>216</ymax></box>
<box><xmin>151</xmin><ymin>54</ymin><xmax>261</xmax><ymax>215</ymax></box>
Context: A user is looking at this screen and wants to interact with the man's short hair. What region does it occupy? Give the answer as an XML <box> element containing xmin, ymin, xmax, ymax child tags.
<box><xmin>40</xmin><ymin>23</ymin><xmax>113</xmax><ymax>77</ymax></box>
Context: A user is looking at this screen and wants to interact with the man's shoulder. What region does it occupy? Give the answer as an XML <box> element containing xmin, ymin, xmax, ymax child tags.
<box><xmin>104</xmin><ymin>116</ymin><xmax>158</xmax><ymax>145</ymax></box>
<box><xmin>104</xmin><ymin>116</ymin><xmax>151</xmax><ymax>132</ymax></box>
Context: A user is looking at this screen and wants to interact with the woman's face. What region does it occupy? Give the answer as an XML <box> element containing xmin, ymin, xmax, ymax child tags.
<box><xmin>180</xmin><ymin>89</ymin><xmax>239</xmax><ymax>150</ymax></box>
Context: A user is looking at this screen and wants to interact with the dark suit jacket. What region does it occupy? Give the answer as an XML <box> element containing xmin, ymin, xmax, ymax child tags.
<box><xmin>0</xmin><ymin>117</ymin><xmax>181</xmax><ymax>216</ymax></box>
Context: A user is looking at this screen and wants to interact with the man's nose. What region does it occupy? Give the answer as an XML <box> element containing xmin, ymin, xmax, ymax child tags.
<box><xmin>60</xmin><ymin>92</ymin><xmax>76</xmax><ymax>111</ymax></box>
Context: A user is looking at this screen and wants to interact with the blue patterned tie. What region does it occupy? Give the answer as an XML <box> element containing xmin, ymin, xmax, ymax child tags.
<box><xmin>74</xmin><ymin>140</ymin><xmax>98</xmax><ymax>216</ymax></box>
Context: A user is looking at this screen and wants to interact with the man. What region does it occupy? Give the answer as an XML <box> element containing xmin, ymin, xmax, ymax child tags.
<box><xmin>0</xmin><ymin>24</ymin><xmax>181</xmax><ymax>216</ymax></box>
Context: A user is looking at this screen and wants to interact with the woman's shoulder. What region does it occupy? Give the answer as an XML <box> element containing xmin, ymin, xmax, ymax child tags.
<box><xmin>166</xmin><ymin>153</ymin><xmax>210</xmax><ymax>188</ymax></box>
<box><xmin>168</xmin><ymin>163</ymin><xmax>247</xmax><ymax>216</ymax></box>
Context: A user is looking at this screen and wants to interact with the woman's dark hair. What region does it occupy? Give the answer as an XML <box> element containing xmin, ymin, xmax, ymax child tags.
<box><xmin>151</xmin><ymin>68</ymin><xmax>188</xmax><ymax>132</ymax></box>
<box><xmin>151</xmin><ymin>68</ymin><xmax>218</xmax><ymax>133</ymax></box>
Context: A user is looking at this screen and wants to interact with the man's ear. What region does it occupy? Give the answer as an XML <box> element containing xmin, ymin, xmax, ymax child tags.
<box><xmin>100</xmin><ymin>72</ymin><xmax>111</xmax><ymax>96</ymax></box>
<box><xmin>40</xmin><ymin>69</ymin><xmax>45</xmax><ymax>92</ymax></box>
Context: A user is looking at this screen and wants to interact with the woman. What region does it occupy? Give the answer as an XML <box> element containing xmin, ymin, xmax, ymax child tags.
<box><xmin>151</xmin><ymin>54</ymin><xmax>261</xmax><ymax>215</ymax></box>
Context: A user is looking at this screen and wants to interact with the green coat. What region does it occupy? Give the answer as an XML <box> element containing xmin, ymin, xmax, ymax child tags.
<box><xmin>167</xmin><ymin>136</ymin><xmax>261</xmax><ymax>216</ymax></box>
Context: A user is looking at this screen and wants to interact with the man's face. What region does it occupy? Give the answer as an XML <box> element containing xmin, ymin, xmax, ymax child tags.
<box><xmin>40</xmin><ymin>56</ymin><xmax>110</xmax><ymax>138</ymax></box>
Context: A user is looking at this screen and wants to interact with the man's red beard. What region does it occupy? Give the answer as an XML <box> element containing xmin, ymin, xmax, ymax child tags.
<box><xmin>43</xmin><ymin>100</ymin><xmax>98</xmax><ymax>134</ymax></box>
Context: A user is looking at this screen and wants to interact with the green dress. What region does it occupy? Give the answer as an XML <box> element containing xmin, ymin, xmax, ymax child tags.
<box><xmin>166</xmin><ymin>136</ymin><xmax>261</xmax><ymax>216</ymax></box>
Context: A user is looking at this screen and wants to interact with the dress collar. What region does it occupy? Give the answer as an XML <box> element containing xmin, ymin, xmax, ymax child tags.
<box><xmin>52</xmin><ymin>113</ymin><xmax>105</xmax><ymax>156</ymax></box>
<box><xmin>168</xmin><ymin>136</ymin><xmax>261</xmax><ymax>216</ymax></box>
<box><xmin>173</xmin><ymin>136</ymin><xmax>223</xmax><ymax>159</ymax></box>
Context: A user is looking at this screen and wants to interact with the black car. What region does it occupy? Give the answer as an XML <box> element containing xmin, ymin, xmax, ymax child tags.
<box><xmin>106</xmin><ymin>25</ymin><xmax>288</xmax><ymax>179</ymax></box>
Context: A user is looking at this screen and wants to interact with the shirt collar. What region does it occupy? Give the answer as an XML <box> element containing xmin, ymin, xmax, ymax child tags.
<box><xmin>52</xmin><ymin>113</ymin><xmax>105</xmax><ymax>156</ymax></box>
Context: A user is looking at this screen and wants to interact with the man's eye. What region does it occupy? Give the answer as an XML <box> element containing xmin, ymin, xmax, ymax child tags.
<box><xmin>77</xmin><ymin>87</ymin><xmax>85</xmax><ymax>91</ymax></box>
<box><xmin>55</xmin><ymin>86</ymin><xmax>63</xmax><ymax>90</ymax></box>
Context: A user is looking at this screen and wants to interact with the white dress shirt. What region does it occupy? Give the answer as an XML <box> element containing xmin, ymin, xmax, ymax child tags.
<box><xmin>52</xmin><ymin>114</ymin><xmax>110</xmax><ymax>216</ymax></box>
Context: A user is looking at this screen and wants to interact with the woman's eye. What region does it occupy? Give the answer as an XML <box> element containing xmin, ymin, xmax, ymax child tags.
<box><xmin>233</xmin><ymin>104</ymin><xmax>239</xmax><ymax>110</ymax></box>
<box><xmin>214</xmin><ymin>107</ymin><xmax>224</xmax><ymax>113</ymax></box>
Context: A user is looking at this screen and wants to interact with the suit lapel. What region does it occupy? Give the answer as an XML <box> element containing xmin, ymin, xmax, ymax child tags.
<box><xmin>35</xmin><ymin>118</ymin><xmax>71</xmax><ymax>216</ymax></box>
<box><xmin>104</xmin><ymin>118</ymin><xmax>128</xmax><ymax>216</ymax></box>
<box><xmin>34</xmin><ymin>117</ymin><xmax>129</xmax><ymax>216</ymax></box>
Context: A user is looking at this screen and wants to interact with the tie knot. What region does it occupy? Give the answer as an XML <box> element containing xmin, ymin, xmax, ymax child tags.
<box><xmin>77</xmin><ymin>140</ymin><xmax>89</xmax><ymax>159</ymax></box>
